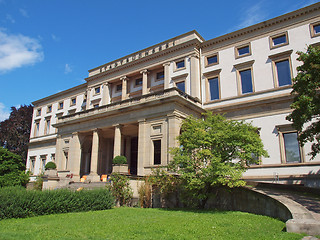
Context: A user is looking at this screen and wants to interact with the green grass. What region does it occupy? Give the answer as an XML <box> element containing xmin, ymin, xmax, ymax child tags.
<box><xmin>0</xmin><ymin>208</ymin><xmax>303</xmax><ymax>240</ymax></box>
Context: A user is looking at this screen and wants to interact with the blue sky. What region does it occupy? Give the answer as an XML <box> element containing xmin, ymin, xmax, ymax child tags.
<box><xmin>0</xmin><ymin>0</ymin><xmax>318</xmax><ymax>120</ymax></box>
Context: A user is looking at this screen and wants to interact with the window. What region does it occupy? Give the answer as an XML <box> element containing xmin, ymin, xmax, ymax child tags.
<box><xmin>175</xmin><ymin>60</ymin><xmax>185</xmax><ymax>70</ymax></box>
<box><xmin>51</xmin><ymin>153</ymin><xmax>55</xmax><ymax>162</ymax></box>
<box><xmin>156</xmin><ymin>71</ymin><xmax>164</xmax><ymax>80</ymax></box>
<box><xmin>270</xmin><ymin>32</ymin><xmax>288</xmax><ymax>49</ymax></box>
<box><xmin>94</xmin><ymin>104</ymin><xmax>99</xmax><ymax>108</ymax></box>
<box><xmin>41</xmin><ymin>155</ymin><xmax>46</xmax><ymax>172</ymax></box>
<box><xmin>310</xmin><ymin>22</ymin><xmax>320</xmax><ymax>38</ymax></box>
<box><xmin>235</xmin><ymin>44</ymin><xmax>251</xmax><ymax>58</ymax></box>
<box><xmin>71</xmin><ymin>97</ymin><xmax>76</xmax><ymax>106</ymax></box>
<box><xmin>239</xmin><ymin>69</ymin><xmax>253</xmax><ymax>94</ymax></box>
<box><xmin>30</xmin><ymin>157</ymin><xmax>36</xmax><ymax>174</ymax></box>
<box><xmin>208</xmin><ymin>77</ymin><xmax>219</xmax><ymax>101</ymax></box>
<box><xmin>64</xmin><ymin>151</ymin><xmax>69</xmax><ymax>170</ymax></box>
<box><xmin>153</xmin><ymin>140</ymin><xmax>161</xmax><ymax>165</ymax></box>
<box><xmin>176</xmin><ymin>81</ymin><xmax>185</xmax><ymax>92</ymax></box>
<box><xmin>34</xmin><ymin>121</ymin><xmax>40</xmax><ymax>137</ymax></box>
<box><xmin>45</xmin><ymin>118</ymin><xmax>50</xmax><ymax>135</ymax></box>
<box><xmin>95</xmin><ymin>87</ymin><xmax>100</xmax><ymax>94</ymax></box>
<box><xmin>36</xmin><ymin>108</ymin><xmax>41</xmax><ymax>116</ymax></box>
<box><xmin>135</xmin><ymin>78</ymin><xmax>142</xmax><ymax>87</ymax></box>
<box><xmin>277</xmin><ymin>125</ymin><xmax>303</xmax><ymax>164</ymax></box>
<box><xmin>206</xmin><ymin>54</ymin><xmax>218</xmax><ymax>66</ymax></box>
<box><xmin>47</xmin><ymin>105</ymin><xmax>52</xmax><ymax>113</ymax></box>
<box><xmin>58</xmin><ymin>101</ymin><xmax>64</xmax><ymax>110</ymax></box>
<box><xmin>116</xmin><ymin>84</ymin><xmax>122</xmax><ymax>92</ymax></box>
<box><xmin>269</xmin><ymin>50</ymin><xmax>293</xmax><ymax>88</ymax></box>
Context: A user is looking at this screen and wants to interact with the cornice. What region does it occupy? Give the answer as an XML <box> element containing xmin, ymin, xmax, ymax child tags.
<box><xmin>201</xmin><ymin>2</ymin><xmax>320</xmax><ymax>49</ymax></box>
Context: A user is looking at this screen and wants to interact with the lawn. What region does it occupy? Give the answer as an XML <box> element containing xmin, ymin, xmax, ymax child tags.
<box><xmin>0</xmin><ymin>208</ymin><xmax>303</xmax><ymax>240</ymax></box>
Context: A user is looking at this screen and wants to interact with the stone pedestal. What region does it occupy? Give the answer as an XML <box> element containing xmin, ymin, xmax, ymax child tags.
<box><xmin>112</xmin><ymin>164</ymin><xmax>129</xmax><ymax>174</ymax></box>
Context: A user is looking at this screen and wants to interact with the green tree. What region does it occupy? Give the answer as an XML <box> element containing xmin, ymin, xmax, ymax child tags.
<box><xmin>0</xmin><ymin>148</ymin><xmax>29</xmax><ymax>187</ymax></box>
<box><xmin>0</xmin><ymin>105</ymin><xmax>33</xmax><ymax>162</ymax></box>
<box><xmin>169</xmin><ymin>112</ymin><xmax>268</xmax><ymax>208</ymax></box>
<box><xmin>286</xmin><ymin>45</ymin><xmax>320</xmax><ymax>159</ymax></box>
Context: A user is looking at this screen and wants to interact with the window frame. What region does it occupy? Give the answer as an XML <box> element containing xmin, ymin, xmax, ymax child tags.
<box><xmin>70</xmin><ymin>97</ymin><xmax>76</xmax><ymax>106</ymax></box>
<box><xmin>269</xmin><ymin>32</ymin><xmax>289</xmax><ymax>49</ymax></box>
<box><xmin>45</xmin><ymin>117</ymin><xmax>51</xmax><ymax>135</ymax></box>
<box><xmin>34</xmin><ymin>120</ymin><xmax>40</xmax><ymax>137</ymax></box>
<box><xmin>47</xmin><ymin>105</ymin><xmax>52</xmax><ymax>113</ymax></box>
<box><xmin>36</xmin><ymin>108</ymin><xmax>41</xmax><ymax>117</ymax></box>
<box><xmin>174</xmin><ymin>59</ymin><xmax>186</xmax><ymax>71</ymax></box>
<box><xmin>94</xmin><ymin>86</ymin><xmax>100</xmax><ymax>95</ymax></box>
<box><xmin>204</xmin><ymin>69</ymin><xmax>221</xmax><ymax>102</ymax></box>
<box><xmin>234</xmin><ymin>60</ymin><xmax>255</xmax><ymax>95</ymax></box>
<box><xmin>30</xmin><ymin>156</ymin><xmax>36</xmax><ymax>174</ymax></box>
<box><xmin>205</xmin><ymin>53</ymin><xmax>219</xmax><ymax>67</ymax></box>
<box><xmin>235</xmin><ymin>43</ymin><xmax>251</xmax><ymax>59</ymax></box>
<box><xmin>115</xmin><ymin>84</ymin><xmax>122</xmax><ymax>92</ymax></box>
<box><xmin>269</xmin><ymin>50</ymin><xmax>293</xmax><ymax>88</ymax></box>
<box><xmin>310</xmin><ymin>21</ymin><xmax>320</xmax><ymax>38</ymax></box>
<box><xmin>153</xmin><ymin>139</ymin><xmax>162</xmax><ymax>165</ymax></box>
<box><xmin>134</xmin><ymin>77</ymin><xmax>143</xmax><ymax>87</ymax></box>
<box><xmin>276</xmin><ymin>125</ymin><xmax>304</xmax><ymax>164</ymax></box>
<box><xmin>58</xmin><ymin>101</ymin><xmax>64</xmax><ymax>110</ymax></box>
<box><xmin>156</xmin><ymin>71</ymin><xmax>164</xmax><ymax>81</ymax></box>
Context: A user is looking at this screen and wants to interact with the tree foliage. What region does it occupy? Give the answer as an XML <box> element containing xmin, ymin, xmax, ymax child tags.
<box><xmin>107</xmin><ymin>173</ymin><xmax>133</xmax><ymax>206</ymax></box>
<box><xmin>0</xmin><ymin>148</ymin><xmax>29</xmax><ymax>187</ymax></box>
<box><xmin>169</xmin><ymin>112</ymin><xmax>268</xmax><ymax>208</ymax></box>
<box><xmin>286</xmin><ymin>46</ymin><xmax>320</xmax><ymax>159</ymax></box>
<box><xmin>0</xmin><ymin>104</ymin><xmax>33</xmax><ymax>162</ymax></box>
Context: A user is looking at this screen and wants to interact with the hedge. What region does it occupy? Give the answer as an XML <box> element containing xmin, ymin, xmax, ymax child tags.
<box><xmin>0</xmin><ymin>187</ymin><xmax>114</xmax><ymax>219</ymax></box>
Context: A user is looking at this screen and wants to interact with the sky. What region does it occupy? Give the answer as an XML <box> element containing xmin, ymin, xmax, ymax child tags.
<box><xmin>0</xmin><ymin>0</ymin><xmax>319</xmax><ymax>121</ymax></box>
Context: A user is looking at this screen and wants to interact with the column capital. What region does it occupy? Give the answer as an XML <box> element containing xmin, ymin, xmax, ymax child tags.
<box><xmin>112</xmin><ymin>123</ymin><xmax>123</xmax><ymax>128</ymax></box>
<box><xmin>103</xmin><ymin>81</ymin><xmax>109</xmax><ymax>86</ymax></box>
<box><xmin>163</xmin><ymin>62</ymin><xmax>170</xmax><ymax>67</ymax></box>
<box><xmin>189</xmin><ymin>53</ymin><xmax>199</xmax><ymax>59</ymax></box>
<box><xmin>120</xmin><ymin>76</ymin><xmax>129</xmax><ymax>81</ymax></box>
<box><xmin>140</xmin><ymin>69</ymin><xmax>149</xmax><ymax>74</ymax></box>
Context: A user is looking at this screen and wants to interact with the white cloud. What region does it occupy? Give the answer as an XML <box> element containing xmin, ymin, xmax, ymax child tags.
<box><xmin>0</xmin><ymin>30</ymin><xmax>44</xmax><ymax>73</ymax></box>
<box><xmin>236</xmin><ymin>1</ymin><xmax>267</xmax><ymax>29</ymax></box>
<box><xmin>51</xmin><ymin>34</ymin><xmax>60</xmax><ymax>42</ymax></box>
<box><xmin>19</xmin><ymin>8</ymin><xmax>29</xmax><ymax>18</ymax></box>
<box><xmin>6</xmin><ymin>14</ymin><xmax>15</xmax><ymax>23</ymax></box>
<box><xmin>64</xmin><ymin>63</ymin><xmax>72</xmax><ymax>74</ymax></box>
<box><xmin>0</xmin><ymin>102</ymin><xmax>10</xmax><ymax>121</ymax></box>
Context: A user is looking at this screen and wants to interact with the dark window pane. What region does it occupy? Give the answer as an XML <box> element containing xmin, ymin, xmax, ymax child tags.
<box><xmin>208</xmin><ymin>77</ymin><xmax>219</xmax><ymax>100</ymax></box>
<box><xmin>135</xmin><ymin>78</ymin><xmax>142</xmax><ymax>86</ymax></box>
<box><xmin>238</xmin><ymin>46</ymin><xmax>250</xmax><ymax>56</ymax></box>
<box><xmin>314</xmin><ymin>24</ymin><xmax>320</xmax><ymax>34</ymax></box>
<box><xmin>154</xmin><ymin>140</ymin><xmax>161</xmax><ymax>165</ymax></box>
<box><xmin>157</xmin><ymin>71</ymin><xmax>164</xmax><ymax>80</ymax></box>
<box><xmin>273</xmin><ymin>35</ymin><xmax>287</xmax><ymax>46</ymax></box>
<box><xmin>176</xmin><ymin>60</ymin><xmax>185</xmax><ymax>69</ymax></box>
<box><xmin>176</xmin><ymin>81</ymin><xmax>185</xmax><ymax>92</ymax></box>
<box><xmin>116</xmin><ymin>84</ymin><xmax>122</xmax><ymax>91</ymax></box>
<box><xmin>240</xmin><ymin>69</ymin><xmax>253</xmax><ymax>94</ymax></box>
<box><xmin>207</xmin><ymin>55</ymin><xmax>218</xmax><ymax>65</ymax></box>
<box><xmin>276</xmin><ymin>60</ymin><xmax>291</xmax><ymax>86</ymax></box>
<box><xmin>95</xmin><ymin>87</ymin><xmax>100</xmax><ymax>94</ymax></box>
<box><xmin>283</xmin><ymin>132</ymin><xmax>301</xmax><ymax>163</ymax></box>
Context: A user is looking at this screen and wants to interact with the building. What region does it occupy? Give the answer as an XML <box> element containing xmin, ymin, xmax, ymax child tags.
<box><xmin>27</xmin><ymin>3</ymin><xmax>320</xmax><ymax>187</ymax></box>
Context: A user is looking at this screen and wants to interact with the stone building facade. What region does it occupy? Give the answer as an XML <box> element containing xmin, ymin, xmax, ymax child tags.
<box><xmin>27</xmin><ymin>3</ymin><xmax>320</xmax><ymax>187</ymax></box>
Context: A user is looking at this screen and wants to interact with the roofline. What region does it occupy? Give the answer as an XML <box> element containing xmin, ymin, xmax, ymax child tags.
<box><xmin>201</xmin><ymin>2</ymin><xmax>320</xmax><ymax>48</ymax></box>
<box><xmin>88</xmin><ymin>30</ymin><xmax>205</xmax><ymax>73</ymax></box>
<box><xmin>32</xmin><ymin>83</ymin><xmax>87</xmax><ymax>106</ymax></box>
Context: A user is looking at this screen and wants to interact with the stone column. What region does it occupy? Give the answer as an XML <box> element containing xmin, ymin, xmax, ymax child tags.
<box><xmin>163</xmin><ymin>62</ymin><xmax>171</xmax><ymax>89</ymax></box>
<box><xmin>140</xmin><ymin>69</ymin><xmax>149</xmax><ymax>95</ymax></box>
<box><xmin>113</xmin><ymin>124</ymin><xmax>122</xmax><ymax>158</ymax></box>
<box><xmin>86</xmin><ymin>87</ymin><xmax>92</xmax><ymax>110</ymax></box>
<box><xmin>167</xmin><ymin>114</ymin><xmax>181</xmax><ymax>164</ymax></box>
<box><xmin>102</xmin><ymin>82</ymin><xmax>110</xmax><ymax>105</ymax></box>
<box><xmin>55</xmin><ymin>135</ymin><xmax>63</xmax><ymax>171</ymax></box>
<box><xmin>68</xmin><ymin>132</ymin><xmax>81</xmax><ymax>181</ymax></box>
<box><xmin>121</xmin><ymin>76</ymin><xmax>128</xmax><ymax>101</ymax></box>
<box><xmin>88</xmin><ymin>129</ymin><xmax>100</xmax><ymax>181</ymax></box>
<box><xmin>189</xmin><ymin>54</ymin><xmax>201</xmax><ymax>100</ymax></box>
<box><xmin>137</xmin><ymin>119</ymin><xmax>146</xmax><ymax>176</ymax></box>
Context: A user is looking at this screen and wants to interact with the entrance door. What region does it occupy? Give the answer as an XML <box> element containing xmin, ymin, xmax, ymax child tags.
<box><xmin>130</xmin><ymin>137</ymin><xmax>138</xmax><ymax>175</ymax></box>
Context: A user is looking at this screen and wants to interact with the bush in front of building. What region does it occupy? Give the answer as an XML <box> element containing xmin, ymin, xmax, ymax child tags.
<box><xmin>0</xmin><ymin>186</ymin><xmax>114</xmax><ymax>219</ymax></box>
<box><xmin>45</xmin><ymin>161</ymin><xmax>57</xmax><ymax>170</ymax></box>
<box><xmin>112</xmin><ymin>155</ymin><xmax>127</xmax><ymax>165</ymax></box>
<box><xmin>107</xmin><ymin>173</ymin><xmax>132</xmax><ymax>206</ymax></box>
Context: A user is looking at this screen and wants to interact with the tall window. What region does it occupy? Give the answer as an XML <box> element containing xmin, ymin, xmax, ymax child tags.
<box><xmin>208</xmin><ymin>77</ymin><xmax>219</xmax><ymax>100</ymax></box>
<box><xmin>41</xmin><ymin>155</ymin><xmax>46</xmax><ymax>172</ymax></box>
<box><xmin>153</xmin><ymin>140</ymin><xmax>161</xmax><ymax>165</ymax></box>
<box><xmin>45</xmin><ymin>118</ymin><xmax>50</xmax><ymax>135</ymax></box>
<box><xmin>239</xmin><ymin>69</ymin><xmax>253</xmax><ymax>94</ymax></box>
<box><xmin>176</xmin><ymin>81</ymin><xmax>185</xmax><ymax>92</ymax></box>
<box><xmin>275</xmin><ymin>59</ymin><xmax>292</xmax><ymax>86</ymax></box>
<box><xmin>30</xmin><ymin>157</ymin><xmax>36</xmax><ymax>174</ymax></box>
<box><xmin>283</xmin><ymin>132</ymin><xmax>302</xmax><ymax>163</ymax></box>
<box><xmin>58</xmin><ymin>101</ymin><xmax>64</xmax><ymax>110</ymax></box>
<box><xmin>34</xmin><ymin>121</ymin><xmax>40</xmax><ymax>137</ymax></box>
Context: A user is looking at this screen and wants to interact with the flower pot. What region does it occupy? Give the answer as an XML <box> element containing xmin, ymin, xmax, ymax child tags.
<box><xmin>112</xmin><ymin>164</ymin><xmax>129</xmax><ymax>174</ymax></box>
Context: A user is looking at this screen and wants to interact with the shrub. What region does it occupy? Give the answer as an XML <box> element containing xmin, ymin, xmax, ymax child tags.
<box><xmin>33</xmin><ymin>173</ymin><xmax>43</xmax><ymax>191</ymax></box>
<box><xmin>45</xmin><ymin>161</ymin><xmax>57</xmax><ymax>170</ymax></box>
<box><xmin>107</xmin><ymin>173</ymin><xmax>132</xmax><ymax>206</ymax></box>
<box><xmin>138</xmin><ymin>176</ymin><xmax>152</xmax><ymax>208</ymax></box>
<box><xmin>112</xmin><ymin>155</ymin><xmax>127</xmax><ymax>165</ymax></box>
<box><xmin>0</xmin><ymin>186</ymin><xmax>114</xmax><ymax>219</ymax></box>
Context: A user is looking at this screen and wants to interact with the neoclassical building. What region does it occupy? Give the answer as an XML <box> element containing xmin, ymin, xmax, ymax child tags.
<box><xmin>27</xmin><ymin>3</ymin><xmax>320</xmax><ymax>187</ymax></box>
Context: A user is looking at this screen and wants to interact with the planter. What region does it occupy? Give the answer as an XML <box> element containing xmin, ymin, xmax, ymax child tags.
<box><xmin>44</xmin><ymin>169</ymin><xmax>58</xmax><ymax>177</ymax></box>
<box><xmin>112</xmin><ymin>164</ymin><xmax>129</xmax><ymax>174</ymax></box>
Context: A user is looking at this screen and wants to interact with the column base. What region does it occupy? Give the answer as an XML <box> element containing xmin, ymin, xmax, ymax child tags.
<box><xmin>86</xmin><ymin>173</ymin><xmax>101</xmax><ymax>182</ymax></box>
